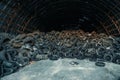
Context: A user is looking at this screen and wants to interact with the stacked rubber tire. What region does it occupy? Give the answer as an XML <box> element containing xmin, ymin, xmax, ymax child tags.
<box><xmin>0</xmin><ymin>30</ymin><xmax>120</xmax><ymax>78</ymax></box>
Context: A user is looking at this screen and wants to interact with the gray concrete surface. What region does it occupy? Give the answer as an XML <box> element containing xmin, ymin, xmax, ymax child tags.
<box><xmin>1</xmin><ymin>59</ymin><xmax>120</xmax><ymax>80</ymax></box>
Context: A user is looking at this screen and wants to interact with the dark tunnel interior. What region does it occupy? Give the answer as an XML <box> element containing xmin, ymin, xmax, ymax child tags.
<box><xmin>0</xmin><ymin>0</ymin><xmax>120</xmax><ymax>36</ymax></box>
<box><xmin>1</xmin><ymin>0</ymin><xmax>120</xmax><ymax>79</ymax></box>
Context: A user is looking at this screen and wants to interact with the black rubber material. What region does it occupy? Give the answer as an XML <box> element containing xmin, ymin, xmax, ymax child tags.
<box><xmin>76</xmin><ymin>51</ymin><xmax>85</xmax><ymax>60</ymax></box>
<box><xmin>0</xmin><ymin>65</ymin><xmax>4</xmax><ymax>77</ymax></box>
<box><xmin>89</xmin><ymin>54</ymin><xmax>97</xmax><ymax>62</ymax></box>
<box><xmin>95</xmin><ymin>61</ymin><xmax>106</xmax><ymax>67</ymax></box>
<box><xmin>104</xmin><ymin>54</ymin><xmax>113</xmax><ymax>62</ymax></box>
<box><xmin>3</xmin><ymin>68</ymin><xmax>14</xmax><ymax>76</ymax></box>
<box><xmin>0</xmin><ymin>33</ymin><xmax>14</xmax><ymax>44</ymax></box>
<box><xmin>48</xmin><ymin>54</ymin><xmax>60</xmax><ymax>60</ymax></box>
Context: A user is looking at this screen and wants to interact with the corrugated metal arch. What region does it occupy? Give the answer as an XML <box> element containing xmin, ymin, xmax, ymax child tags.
<box><xmin>0</xmin><ymin>0</ymin><xmax>120</xmax><ymax>36</ymax></box>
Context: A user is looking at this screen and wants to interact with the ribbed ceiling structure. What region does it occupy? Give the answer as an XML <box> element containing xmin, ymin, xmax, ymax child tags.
<box><xmin>0</xmin><ymin>0</ymin><xmax>120</xmax><ymax>36</ymax></box>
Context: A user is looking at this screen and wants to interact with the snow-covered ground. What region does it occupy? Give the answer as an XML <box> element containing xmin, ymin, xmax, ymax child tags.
<box><xmin>1</xmin><ymin>59</ymin><xmax>120</xmax><ymax>80</ymax></box>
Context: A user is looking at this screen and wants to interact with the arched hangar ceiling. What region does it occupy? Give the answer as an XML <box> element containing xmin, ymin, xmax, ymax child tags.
<box><xmin>0</xmin><ymin>0</ymin><xmax>120</xmax><ymax>36</ymax></box>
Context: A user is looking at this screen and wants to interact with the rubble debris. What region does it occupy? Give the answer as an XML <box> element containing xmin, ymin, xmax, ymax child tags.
<box><xmin>0</xmin><ymin>30</ymin><xmax>120</xmax><ymax>78</ymax></box>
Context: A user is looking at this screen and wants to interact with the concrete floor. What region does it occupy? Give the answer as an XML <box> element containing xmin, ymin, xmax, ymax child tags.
<box><xmin>1</xmin><ymin>59</ymin><xmax>120</xmax><ymax>80</ymax></box>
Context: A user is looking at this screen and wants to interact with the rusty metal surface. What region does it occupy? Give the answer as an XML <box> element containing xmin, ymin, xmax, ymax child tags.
<box><xmin>0</xmin><ymin>0</ymin><xmax>120</xmax><ymax>36</ymax></box>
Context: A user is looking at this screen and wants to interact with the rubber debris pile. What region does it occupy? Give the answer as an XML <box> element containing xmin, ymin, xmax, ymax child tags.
<box><xmin>0</xmin><ymin>30</ymin><xmax>120</xmax><ymax>77</ymax></box>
